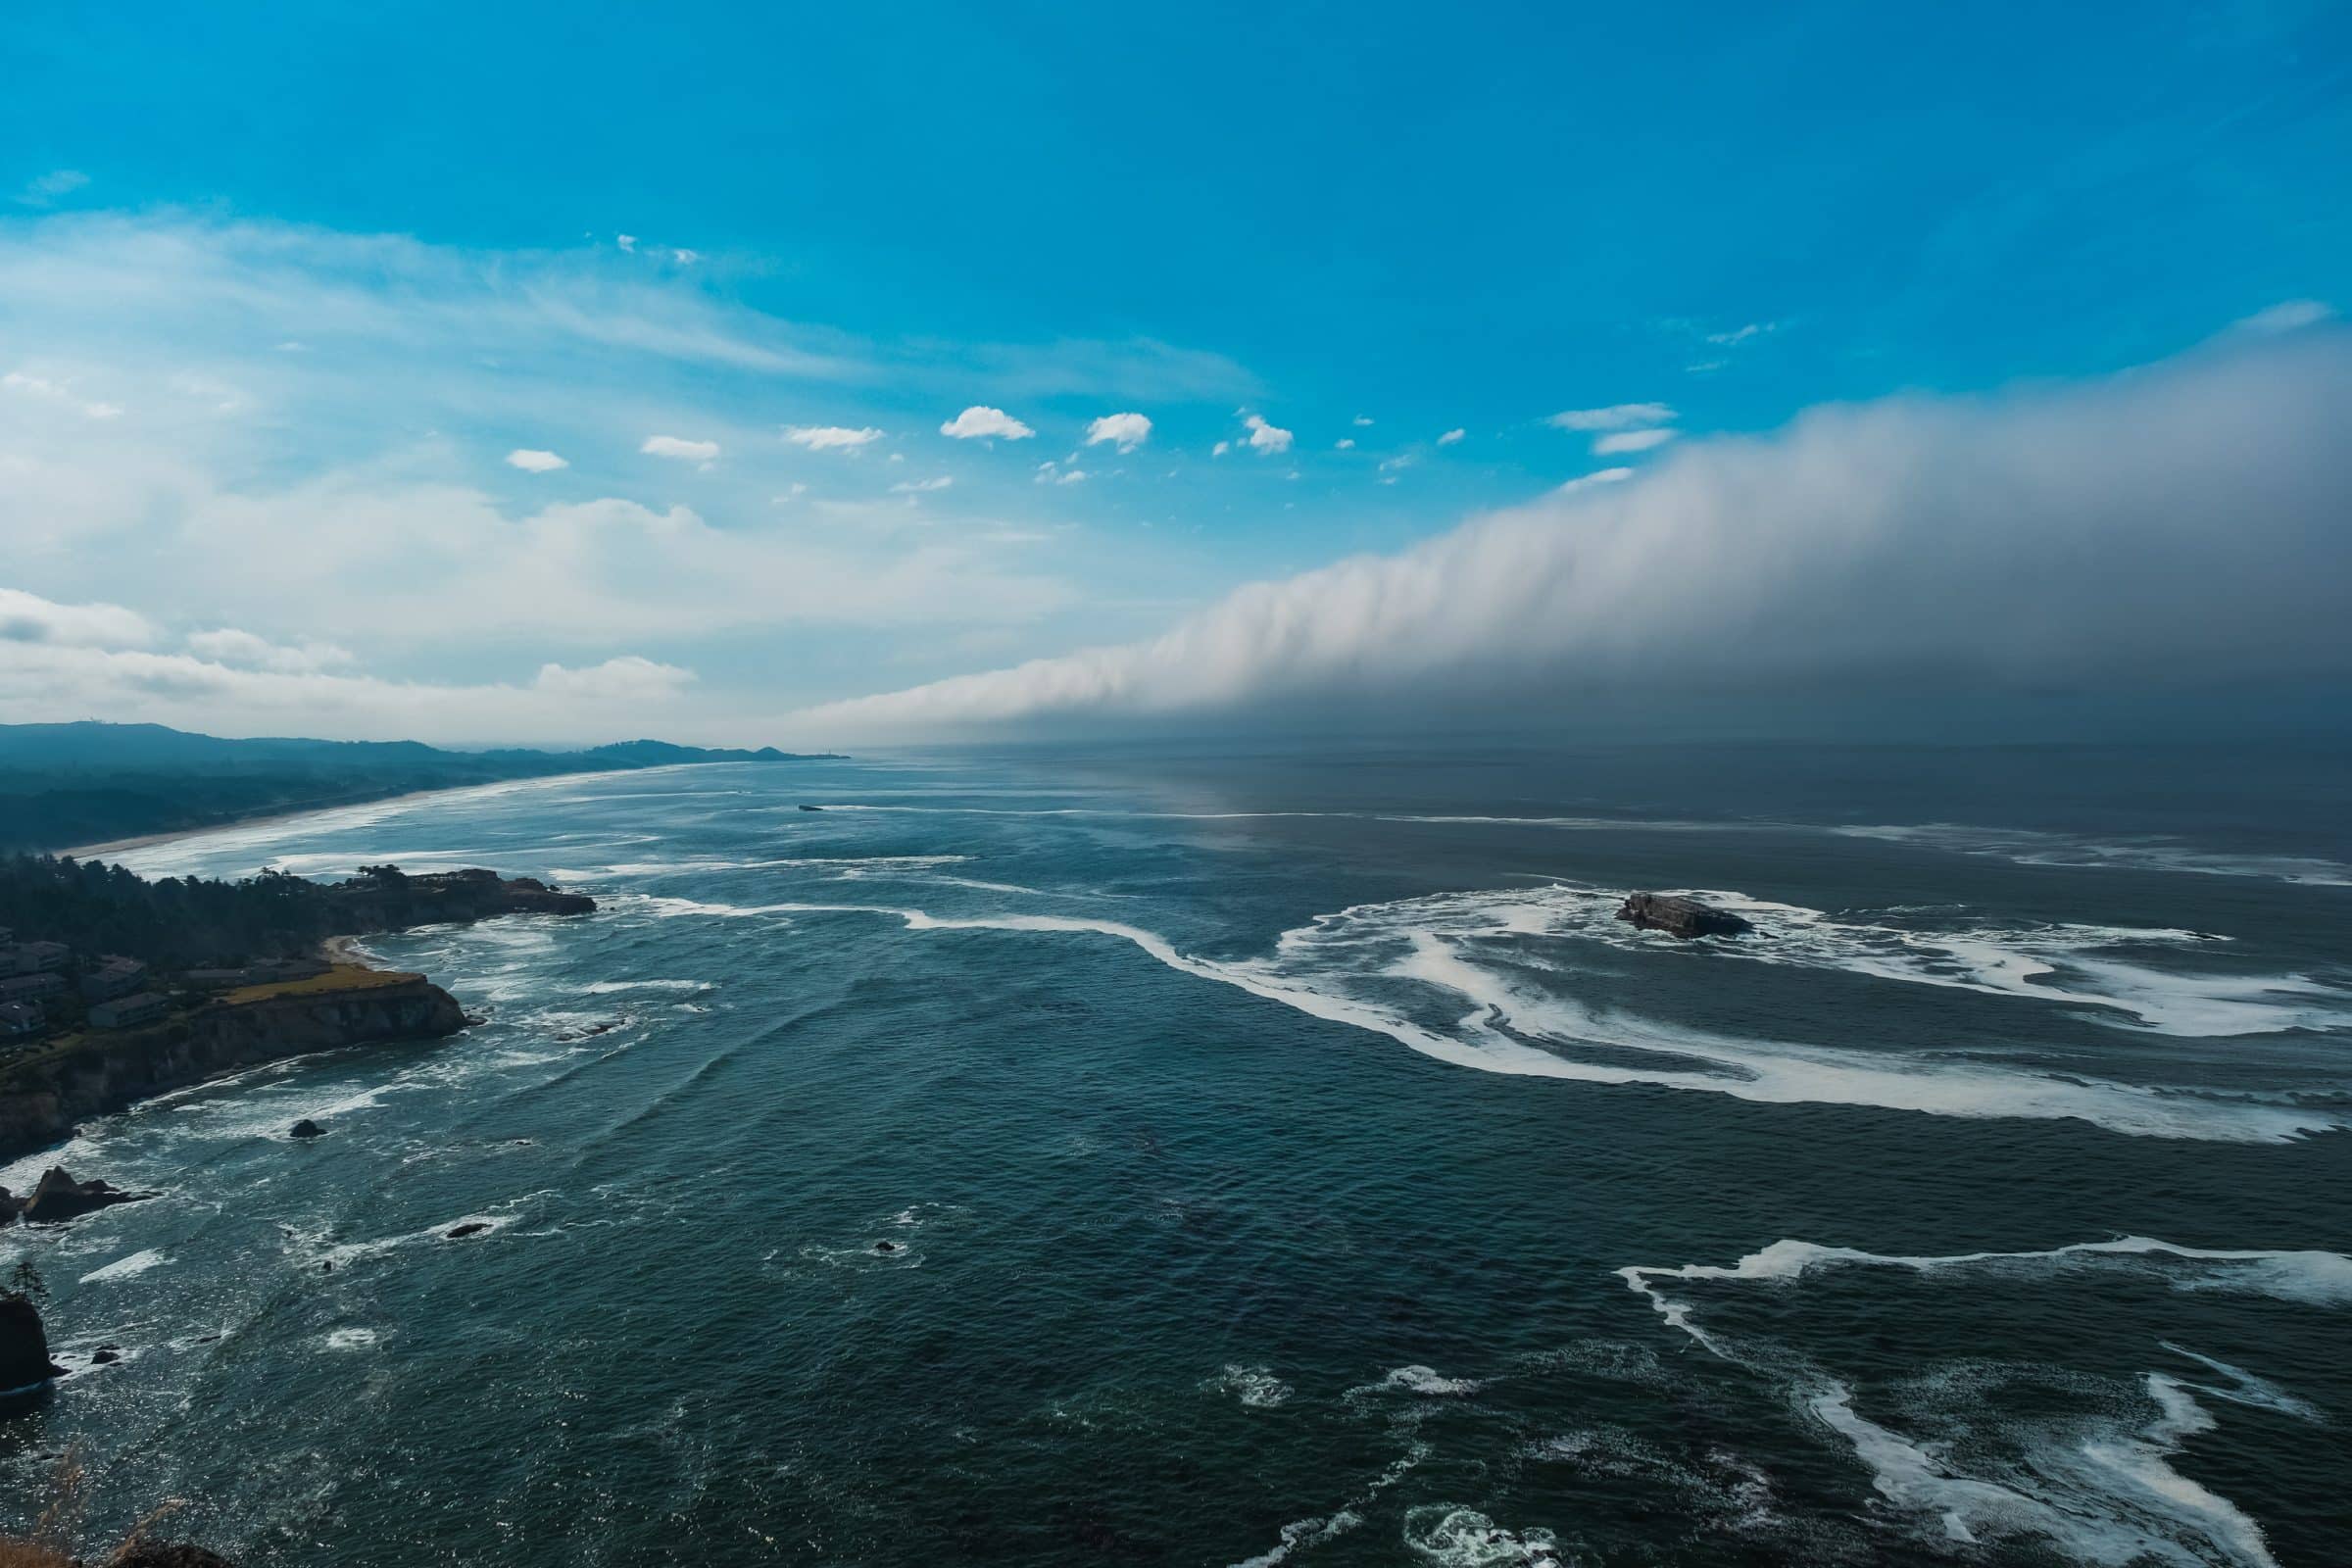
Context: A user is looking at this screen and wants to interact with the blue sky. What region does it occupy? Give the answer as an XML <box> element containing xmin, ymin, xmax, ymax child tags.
<box><xmin>2</xmin><ymin>3</ymin><xmax>2347</xmax><ymax>742</ymax></box>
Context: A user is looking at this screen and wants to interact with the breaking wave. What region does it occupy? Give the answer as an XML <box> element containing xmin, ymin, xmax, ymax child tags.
<box><xmin>1617</xmin><ymin>1237</ymin><xmax>2348</xmax><ymax>1566</ymax></box>
<box><xmin>681</xmin><ymin>890</ymin><xmax>2347</xmax><ymax>1142</ymax></box>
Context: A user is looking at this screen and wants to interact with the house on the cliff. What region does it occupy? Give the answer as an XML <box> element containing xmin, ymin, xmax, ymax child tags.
<box><xmin>0</xmin><ymin>1002</ymin><xmax>40</xmax><ymax>1037</ymax></box>
<box><xmin>80</xmin><ymin>956</ymin><xmax>151</xmax><ymax>1002</ymax></box>
<box><xmin>3</xmin><ymin>941</ymin><xmax>71</xmax><ymax>975</ymax></box>
<box><xmin>0</xmin><ymin>973</ymin><xmax>67</xmax><ymax>1004</ymax></box>
<box><xmin>88</xmin><ymin>992</ymin><xmax>171</xmax><ymax>1030</ymax></box>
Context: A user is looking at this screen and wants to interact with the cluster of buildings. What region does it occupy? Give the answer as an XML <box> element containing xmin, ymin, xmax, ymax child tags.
<box><xmin>0</xmin><ymin>928</ymin><xmax>168</xmax><ymax>1042</ymax></box>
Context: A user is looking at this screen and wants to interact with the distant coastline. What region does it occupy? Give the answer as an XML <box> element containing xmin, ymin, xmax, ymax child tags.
<box><xmin>3</xmin><ymin>720</ymin><xmax>844</xmax><ymax>859</ymax></box>
<box><xmin>55</xmin><ymin>772</ymin><xmax>605</xmax><ymax>861</ymax></box>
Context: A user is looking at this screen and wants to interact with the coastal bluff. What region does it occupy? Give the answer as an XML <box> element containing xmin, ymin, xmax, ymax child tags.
<box><xmin>0</xmin><ymin>972</ymin><xmax>465</xmax><ymax>1163</ymax></box>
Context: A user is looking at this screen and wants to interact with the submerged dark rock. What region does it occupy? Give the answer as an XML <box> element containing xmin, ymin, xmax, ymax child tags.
<box><xmin>90</xmin><ymin>1345</ymin><xmax>121</xmax><ymax>1365</ymax></box>
<box><xmin>20</xmin><ymin>1166</ymin><xmax>155</xmax><ymax>1224</ymax></box>
<box><xmin>798</xmin><ymin>804</ymin><xmax>825</xmax><ymax>811</ymax></box>
<box><xmin>289</xmin><ymin>1118</ymin><xmax>326</xmax><ymax>1140</ymax></box>
<box><xmin>1614</xmin><ymin>892</ymin><xmax>1754</xmax><ymax>940</ymax></box>
<box><xmin>874</xmin><ymin>1240</ymin><xmax>898</xmax><ymax>1253</ymax></box>
<box><xmin>0</xmin><ymin>1293</ymin><xmax>63</xmax><ymax>1392</ymax></box>
<box><xmin>446</xmin><ymin>1221</ymin><xmax>491</xmax><ymax>1239</ymax></box>
<box><xmin>111</xmin><ymin>1542</ymin><xmax>240</xmax><ymax>1568</ymax></box>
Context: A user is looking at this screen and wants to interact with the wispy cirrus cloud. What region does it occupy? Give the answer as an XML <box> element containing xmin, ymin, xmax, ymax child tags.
<box><xmin>784</xmin><ymin>423</ymin><xmax>885</xmax><ymax>451</ymax></box>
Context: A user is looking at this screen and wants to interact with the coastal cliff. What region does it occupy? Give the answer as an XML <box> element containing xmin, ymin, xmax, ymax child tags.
<box><xmin>0</xmin><ymin>976</ymin><xmax>465</xmax><ymax>1163</ymax></box>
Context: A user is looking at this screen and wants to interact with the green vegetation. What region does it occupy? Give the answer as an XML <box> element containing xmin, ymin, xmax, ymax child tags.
<box><xmin>0</xmin><ymin>721</ymin><xmax>840</xmax><ymax>852</ymax></box>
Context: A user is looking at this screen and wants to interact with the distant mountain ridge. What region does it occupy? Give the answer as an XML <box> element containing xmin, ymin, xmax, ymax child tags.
<box><xmin>0</xmin><ymin>722</ymin><xmax>841</xmax><ymax>852</ymax></box>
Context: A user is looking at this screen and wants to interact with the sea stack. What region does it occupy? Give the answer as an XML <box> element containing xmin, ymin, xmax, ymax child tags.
<box><xmin>0</xmin><ymin>1293</ymin><xmax>63</xmax><ymax>1393</ymax></box>
<box><xmin>19</xmin><ymin>1166</ymin><xmax>155</xmax><ymax>1224</ymax></box>
<box><xmin>1615</xmin><ymin>892</ymin><xmax>1754</xmax><ymax>940</ymax></box>
<box><xmin>290</xmin><ymin>1118</ymin><xmax>326</xmax><ymax>1140</ymax></box>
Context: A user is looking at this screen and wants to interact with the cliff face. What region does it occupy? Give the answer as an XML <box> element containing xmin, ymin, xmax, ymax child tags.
<box><xmin>0</xmin><ymin>978</ymin><xmax>466</xmax><ymax>1163</ymax></box>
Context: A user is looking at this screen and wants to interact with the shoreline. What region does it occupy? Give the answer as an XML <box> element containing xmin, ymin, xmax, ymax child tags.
<box><xmin>55</xmin><ymin>768</ymin><xmax>632</xmax><ymax>862</ymax></box>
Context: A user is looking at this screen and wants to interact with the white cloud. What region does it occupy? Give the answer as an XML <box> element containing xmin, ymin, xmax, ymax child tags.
<box><xmin>1592</xmin><ymin>428</ymin><xmax>1677</xmax><ymax>455</ymax></box>
<box><xmin>1706</xmin><ymin>322</ymin><xmax>1773</xmax><ymax>346</ymax></box>
<box><xmin>506</xmin><ymin>448</ymin><xmax>568</xmax><ymax>472</ymax></box>
<box><xmin>1378</xmin><ymin>453</ymin><xmax>1417</xmax><ymax>473</ymax></box>
<box><xmin>641</xmin><ymin>434</ymin><xmax>720</xmax><ymax>461</ymax></box>
<box><xmin>890</xmin><ymin>475</ymin><xmax>954</xmax><ymax>493</ymax></box>
<box><xmin>1352</xmin><ymin>416</ymin><xmax>1374</xmax><ymax>426</ymax></box>
<box><xmin>0</xmin><ymin>588</ymin><xmax>155</xmax><ymax>649</ymax></box>
<box><xmin>1212</xmin><ymin>440</ymin><xmax>1231</xmax><ymax>457</ymax></box>
<box><xmin>796</xmin><ymin>333</ymin><xmax>2352</xmax><ymax>733</ymax></box>
<box><xmin>1085</xmin><ymin>412</ymin><xmax>1152</xmax><ymax>453</ymax></box>
<box><xmin>1548</xmin><ymin>403</ymin><xmax>1676</xmax><ymax>431</ymax></box>
<box><xmin>4</xmin><ymin>369</ymin><xmax>122</xmax><ymax>419</ymax></box>
<box><xmin>1437</xmin><ymin>428</ymin><xmax>1465</xmax><ymax>446</ymax></box>
<box><xmin>2234</xmin><ymin>299</ymin><xmax>2334</xmax><ymax>336</ymax></box>
<box><xmin>784</xmin><ymin>423</ymin><xmax>885</xmax><ymax>451</ymax></box>
<box><xmin>184</xmin><ymin>627</ymin><xmax>355</xmax><ymax>672</ymax></box>
<box><xmin>941</xmin><ymin>406</ymin><xmax>1035</xmax><ymax>440</ymax></box>
<box><xmin>1556</xmin><ymin>467</ymin><xmax>1635</xmax><ymax>493</ymax></box>
<box><xmin>1033</xmin><ymin>462</ymin><xmax>1087</xmax><ymax>485</ymax></box>
<box><xmin>1243</xmin><ymin>414</ymin><xmax>1293</xmax><ymax>455</ymax></box>
<box><xmin>616</xmin><ymin>234</ymin><xmax>638</xmax><ymax>253</ymax></box>
<box><xmin>1336</xmin><ymin>438</ymin><xmax>1356</xmax><ymax>450</ymax></box>
<box><xmin>532</xmin><ymin>655</ymin><xmax>695</xmax><ymax>700</ymax></box>
<box><xmin>17</xmin><ymin>170</ymin><xmax>88</xmax><ymax>207</ymax></box>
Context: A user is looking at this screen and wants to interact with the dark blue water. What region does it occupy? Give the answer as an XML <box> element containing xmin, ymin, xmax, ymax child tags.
<box><xmin>5</xmin><ymin>744</ymin><xmax>2349</xmax><ymax>1566</ymax></box>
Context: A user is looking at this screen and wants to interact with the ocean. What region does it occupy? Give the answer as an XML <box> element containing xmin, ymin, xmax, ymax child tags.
<box><xmin>4</xmin><ymin>741</ymin><xmax>2348</xmax><ymax>1566</ymax></box>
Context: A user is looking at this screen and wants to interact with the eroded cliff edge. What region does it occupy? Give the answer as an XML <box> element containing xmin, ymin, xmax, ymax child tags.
<box><xmin>0</xmin><ymin>973</ymin><xmax>466</xmax><ymax>1163</ymax></box>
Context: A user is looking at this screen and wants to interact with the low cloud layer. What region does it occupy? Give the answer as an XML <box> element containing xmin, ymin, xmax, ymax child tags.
<box><xmin>802</xmin><ymin>333</ymin><xmax>2352</xmax><ymax>735</ymax></box>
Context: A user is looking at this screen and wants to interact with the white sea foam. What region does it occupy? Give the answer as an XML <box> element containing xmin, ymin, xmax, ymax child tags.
<box><xmin>1373</xmin><ymin>1364</ymin><xmax>1484</xmax><ymax>1396</ymax></box>
<box><xmin>1206</xmin><ymin>1363</ymin><xmax>1295</xmax><ymax>1407</ymax></box>
<box><xmin>78</xmin><ymin>1248</ymin><xmax>168</xmax><ymax>1283</ymax></box>
<box><xmin>1617</xmin><ymin>1238</ymin><xmax>2342</xmax><ymax>1566</ymax></box>
<box><xmin>1400</xmin><ymin>1506</ymin><xmax>1564</xmax><ymax>1566</ymax></box>
<box><xmin>1618</xmin><ymin>1235</ymin><xmax>2352</xmax><ymax>1312</ymax></box>
<box><xmin>322</xmin><ymin>1327</ymin><xmax>380</xmax><ymax>1350</ymax></box>
<box><xmin>1835</xmin><ymin>823</ymin><xmax>2352</xmax><ymax>886</ymax></box>
<box><xmin>684</xmin><ymin>895</ymin><xmax>2342</xmax><ymax>1141</ymax></box>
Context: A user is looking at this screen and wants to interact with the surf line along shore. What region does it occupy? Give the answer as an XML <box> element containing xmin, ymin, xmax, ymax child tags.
<box><xmin>0</xmin><ymin>862</ymin><xmax>597</xmax><ymax>1168</ymax></box>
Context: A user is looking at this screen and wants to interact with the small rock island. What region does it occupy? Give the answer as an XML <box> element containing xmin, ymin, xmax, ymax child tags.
<box><xmin>1614</xmin><ymin>892</ymin><xmax>1754</xmax><ymax>940</ymax></box>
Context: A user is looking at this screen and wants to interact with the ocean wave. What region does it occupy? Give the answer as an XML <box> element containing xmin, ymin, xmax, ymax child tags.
<box><xmin>1617</xmin><ymin>1237</ymin><xmax>2346</xmax><ymax>1566</ymax></box>
<box><xmin>725</xmin><ymin>897</ymin><xmax>2343</xmax><ymax>1142</ymax></box>
<box><xmin>78</xmin><ymin>1248</ymin><xmax>169</xmax><ymax>1284</ymax></box>
<box><xmin>1205</xmin><ymin>1363</ymin><xmax>1295</xmax><ymax>1408</ymax></box>
<box><xmin>1400</xmin><ymin>1506</ymin><xmax>1564</xmax><ymax>1566</ymax></box>
<box><xmin>1835</xmin><ymin>823</ymin><xmax>2352</xmax><ymax>886</ymax></box>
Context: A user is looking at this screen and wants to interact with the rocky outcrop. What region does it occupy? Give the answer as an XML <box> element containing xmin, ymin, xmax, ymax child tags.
<box><xmin>20</xmin><ymin>1167</ymin><xmax>154</xmax><ymax>1224</ymax></box>
<box><xmin>0</xmin><ymin>976</ymin><xmax>466</xmax><ymax>1164</ymax></box>
<box><xmin>289</xmin><ymin>1118</ymin><xmax>325</xmax><ymax>1139</ymax></box>
<box><xmin>326</xmin><ymin>868</ymin><xmax>595</xmax><ymax>928</ymax></box>
<box><xmin>0</xmin><ymin>1293</ymin><xmax>62</xmax><ymax>1393</ymax></box>
<box><xmin>110</xmin><ymin>1542</ymin><xmax>239</xmax><ymax>1568</ymax></box>
<box><xmin>1615</xmin><ymin>892</ymin><xmax>1754</xmax><ymax>940</ymax></box>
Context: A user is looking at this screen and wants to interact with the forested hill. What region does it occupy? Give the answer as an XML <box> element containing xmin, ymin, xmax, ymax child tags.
<box><xmin>0</xmin><ymin>722</ymin><xmax>842</xmax><ymax>852</ymax></box>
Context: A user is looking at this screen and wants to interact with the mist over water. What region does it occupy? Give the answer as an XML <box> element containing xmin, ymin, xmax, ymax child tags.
<box><xmin>4</xmin><ymin>743</ymin><xmax>2349</xmax><ymax>1566</ymax></box>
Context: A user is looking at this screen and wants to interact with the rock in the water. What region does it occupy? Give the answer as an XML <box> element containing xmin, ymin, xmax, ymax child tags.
<box><xmin>0</xmin><ymin>1293</ymin><xmax>63</xmax><ymax>1393</ymax></box>
<box><xmin>1614</xmin><ymin>892</ymin><xmax>1753</xmax><ymax>940</ymax></box>
<box><xmin>798</xmin><ymin>804</ymin><xmax>824</xmax><ymax>811</ymax></box>
<box><xmin>90</xmin><ymin>1345</ymin><xmax>121</xmax><ymax>1365</ymax></box>
<box><xmin>112</xmin><ymin>1542</ymin><xmax>239</xmax><ymax>1568</ymax></box>
<box><xmin>20</xmin><ymin>1166</ymin><xmax>155</xmax><ymax>1224</ymax></box>
<box><xmin>289</xmin><ymin>1118</ymin><xmax>326</xmax><ymax>1140</ymax></box>
<box><xmin>446</xmin><ymin>1221</ymin><xmax>491</xmax><ymax>1239</ymax></box>
<box><xmin>0</xmin><ymin>1187</ymin><xmax>20</xmax><ymax>1223</ymax></box>
<box><xmin>874</xmin><ymin>1240</ymin><xmax>898</xmax><ymax>1253</ymax></box>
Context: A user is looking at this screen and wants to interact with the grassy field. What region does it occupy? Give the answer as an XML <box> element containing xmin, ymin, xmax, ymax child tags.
<box><xmin>220</xmin><ymin>963</ymin><xmax>421</xmax><ymax>1004</ymax></box>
